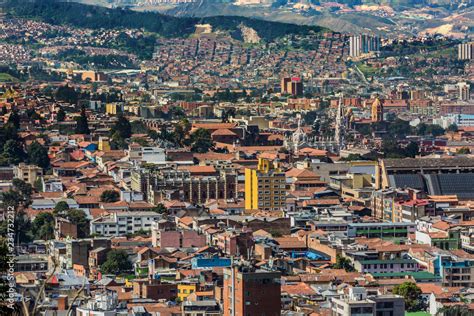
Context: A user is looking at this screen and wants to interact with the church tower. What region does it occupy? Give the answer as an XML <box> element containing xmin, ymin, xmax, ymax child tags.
<box><xmin>371</xmin><ymin>97</ymin><xmax>383</xmax><ymax>122</ymax></box>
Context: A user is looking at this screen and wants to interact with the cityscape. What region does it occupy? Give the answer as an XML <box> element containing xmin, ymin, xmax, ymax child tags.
<box><xmin>1</xmin><ymin>0</ymin><xmax>474</xmax><ymax>315</ymax></box>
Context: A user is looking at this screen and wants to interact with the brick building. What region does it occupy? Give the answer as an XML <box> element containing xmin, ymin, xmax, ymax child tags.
<box><xmin>223</xmin><ymin>266</ymin><xmax>281</xmax><ymax>316</ymax></box>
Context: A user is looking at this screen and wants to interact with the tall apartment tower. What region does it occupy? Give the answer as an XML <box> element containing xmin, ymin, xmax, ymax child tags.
<box><xmin>281</xmin><ymin>77</ymin><xmax>303</xmax><ymax>96</ymax></box>
<box><xmin>458</xmin><ymin>42</ymin><xmax>474</xmax><ymax>60</ymax></box>
<box><xmin>349</xmin><ymin>35</ymin><xmax>362</xmax><ymax>57</ymax></box>
<box><xmin>349</xmin><ymin>34</ymin><xmax>380</xmax><ymax>58</ymax></box>
<box><xmin>244</xmin><ymin>158</ymin><xmax>287</xmax><ymax>211</ymax></box>
<box><xmin>223</xmin><ymin>266</ymin><xmax>281</xmax><ymax>316</ymax></box>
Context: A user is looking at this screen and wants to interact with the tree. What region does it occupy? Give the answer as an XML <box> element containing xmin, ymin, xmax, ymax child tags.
<box><xmin>34</xmin><ymin>177</ymin><xmax>44</xmax><ymax>192</ymax></box>
<box><xmin>12</xmin><ymin>178</ymin><xmax>33</xmax><ymax>206</ymax></box>
<box><xmin>110</xmin><ymin>131</ymin><xmax>127</xmax><ymax>150</ymax></box>
<box><xmin>66</xmin><ymin>209</ymin><xmax>89</xmax><ymax>238</ymax></box>
<box><xmin>168</xmin><ymin>106</ymin><xmax>185</xmax><ymax>120</ymax></box>
<box><xmin>130</xmin><ymin>137</ymin><xmax>149</xmax><ymax>147</ymax></box>
<box><xmin>32</xmin><ymin>212</ymin><xmax>55</xmax><ymax>240</ymax></box>
<box><xmin>152</xmin><ymin>203</ymin><xmax>167</xmax><ymax>214</ymax></box>
<box><xmin>387</xmin><ymin>119</ymin><xmax>411</xmax><ymax>138</ymax></box>
<box><xmin>100</xmin><ymin>249</ymin><xmax>132</xmax><ymax>274</ymax></box>
<box><xmin>429</xmin><ymin>124</ymin><xmax>445</xmax><ymax>137</ymax></box>
<box><xmin>174</xmin><ymin>124</ymin><xmax>186</xmax><ymax>146</ymax></box>
<box><xmin>111</xmin><ymin>113</ymin><xmax>132</xmax><ymax>139</ymax></box>
<box><xmin>457</xmin><ymin>147</ymin><xmax>470</xmax><ymax>154</ymax></box>
<box><xmin>190</xmin><ymin>128</ymin><xmax>213</xmax><ymax>153</ymax></box>
<box><xmin>404</xmin><ymin>141</ymin><xmax>419</xmax><ymax>158</ymax></box>
<box><xmin>1</xmin><ymin>190</ymin><xmax>21</xmax><ymax>209</ymax></box>
<box><xmin>447</xmin><ymin>124</ymin><xmax>458</xmax><ymax>133</ymax></box>
<box><xmin>57</xmin><ymin>107</ymin><xmax>66</xmax><ymax>122</ymax></box>
<box><xmin>340</xmin><ymin>154</ymin><xmax>366</xmax><ymax>161</ymax></box>
<box><xmin>382</xmin><ymin>138</ymin><xmax>405</xmax><ymax>158</ymax></box>
<box><xmin>392</xmin><ymin>282</ymin><xmax>422</xmax><ymax>312</ymax></box>
<box><xmin>148</xmin><ymin>130</ymin><xmax>159</xmax><ymax>140</ymax></box>
<box><xmin>2</xmin><ymin>139</ymin><xmax>25</xmax><ymax>165</ymax></box>
<box><xmin>55</xmin><ymin>84</ymin><xmax>78</xmax><ymax>104</ymax></box>
<box><xmin>0</xmin><ymin>210</ymin><xmax>33</xmax><ymax>244</ymax></box>
<box><xmin>100</xmin><ymin>190</ymin><xmax>120</xmax><ymax>203</ymax></box>
<box><xmin>0</xmin><ymin>238</ymin><xmax>9</xmax><ymax>304</ymax></box>
<box><xmin>2</xmin><ymin>122</ymin><xmax>20</xmax><ymax>142</ymax></box>
<box><xmin>8</xmin><ymin>110</ymin><xmax>20</xmax><ymax>129</ymax></box>
<box><xmin>53</xmin><ymin>201</ymin><xmax>70</xmax><ymax>217</ymax></box>
<box><xmin>333</xmin><ymin>254</ymin><xmax>355</xmax><ymax>272</ymax></box>
<box><xmin>131</xmin><ymin>120</ymin><xmax>149</xmax><ymax>134</ymax></box>
<box><xmin>222</xmin><ymin>108</ymin><xmax>236</xmax><ymax>123</ymax></box>
<box><xmin>75</xmin><ymin>105</ymin><xmax>90</xmax><ymax>134</ymax></box>
<box><xmin>416</xmin><ymin>123</ymin><xmax>445</xmax><ymax>137</ymax></box>
<box><xmin>27</xmin><ymin>141</ymin><xmax>50</xmax><ymax>169</ymax></box>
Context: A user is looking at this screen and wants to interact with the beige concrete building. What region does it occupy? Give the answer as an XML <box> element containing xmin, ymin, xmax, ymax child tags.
<box><xmin>14</xmin><ymin>163</ymin><xmax>43</xmax><ymax>185</ymax></box>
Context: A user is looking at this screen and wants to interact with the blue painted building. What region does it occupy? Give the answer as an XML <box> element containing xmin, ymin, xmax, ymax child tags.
<box><xmin>191</xmin><ymin>257</ymin><xmax>232</xmax><ymax>269</ymax></box>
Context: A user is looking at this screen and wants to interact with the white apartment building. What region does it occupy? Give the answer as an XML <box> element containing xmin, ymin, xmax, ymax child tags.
<box><xmin>90</xmin><ymin>211</ymin><xmax>161</xmax><ymax>236</ymax></box>
<box><xmin>128</xmin><ymin>144</ymin><xmax>166</xmax><ymax>164</ymax></box>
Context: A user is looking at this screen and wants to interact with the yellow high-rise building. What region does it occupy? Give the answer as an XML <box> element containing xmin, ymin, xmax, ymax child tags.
<box><xmin>245</xmin><ymin>158</ymin><xmax>287</xmax><ymax>211</ymax></box>
<box><xmin>105</xmin><ymin>103</ymin><xmax>123</xmax><ymax>115</ymax></box>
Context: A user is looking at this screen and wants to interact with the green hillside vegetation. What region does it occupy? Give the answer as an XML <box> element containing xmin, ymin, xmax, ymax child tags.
<box><xmin>356</xmin><ymin>63</ymin><xmax>380</xmax><ymax>77</ymax></box>
<box><xmin>6</xmin><ymin>0</ymin><xmax>327</xmax><ymax>42</ymax></box>
<box><xmin>0</xmin><ymin>73</ymin><xmax>19</xmax><ymax>83</ymax></box>
<box><xmin>382</xmin><ymin>38</ymin><xmax>460</xmax><ymax>57</ymax></box>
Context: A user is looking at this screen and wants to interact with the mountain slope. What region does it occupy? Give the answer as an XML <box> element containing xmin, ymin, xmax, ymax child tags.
<box><xmin>165</xmin><ymin>0</ymin><xmax>396</xmax><ymax>35</ymax></box>
<box><xmin>5</xmin><ymin>0</ymin><xmax>328</xmax><ymax>41</ymax></box>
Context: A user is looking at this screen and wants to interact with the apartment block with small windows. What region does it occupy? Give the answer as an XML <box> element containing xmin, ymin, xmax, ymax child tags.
<box><xmin>223</xmin><ymin>266</ymin><xmax>281</xmax><ymax>316</ymax></box>
<box><xmin>245</xmin><ymin>158</ymin><xmax>287</xmax><ymax>211</ymax></box>
<box><xmin>438</xmin><ymin>255</ymin><xmax>474</xmax><ymax>288</ymax></box>
<box><xmin>331</xmin><ymin>287</ymin><xmax>404</xmax><ymax>316</ymax></box>
<box><xmin>14</xmin><ymin>163</ymin><xmax>43</xmax><ymax>185</ymax></box>
<box><xmin>90</xmin><ymin>211</ymin><xmax>162</xmax><ymax>236</ymax></box>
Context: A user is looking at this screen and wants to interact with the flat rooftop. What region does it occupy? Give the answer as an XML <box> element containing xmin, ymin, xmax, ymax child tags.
<box><xmin>383</xmin><ymin>157</ymin><xmax>474</xmax><ymax>169</ymax></box>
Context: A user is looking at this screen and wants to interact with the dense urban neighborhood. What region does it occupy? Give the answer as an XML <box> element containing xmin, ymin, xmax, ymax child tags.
<box><xmin>1</xmin><ymin>0</ymin><xmax>474</xmax><ymax>316</ymax></box>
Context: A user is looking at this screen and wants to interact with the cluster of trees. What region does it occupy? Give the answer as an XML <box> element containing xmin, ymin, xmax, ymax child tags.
<box><xmin>75</xmin><ymin>105</ymin><xmax>91</xmax><ymax>135</ymax></box>
<box><xmin>190</xmin><ymin>128</ymin><xmax>213</xmax><ymax>153</ymax></box>
<box><xmin>382</xmin><ymin>37</ymin><xmax>459</xmax><ymax>57</ymax></box>
<box><xmin>333</xmin><ymin>254</ymin><xmax>355</xmax><ymax>272</ymax></box>
<box><xmin>100</xmin><ymin>190</ymin><xmax>120</xmax><ymax>203</ymax></box>
<box><xmin>0</xmin><ymin>179</ymin><xmax>53</xmax><ymax>243</ymax></box>
<box><xmin>0</xmin><ymin>112</ymin><xmax>50</xmax><ymax>168</ymax></box>
<box><xmin>109</xmin><ymin>113</ymin><xmax>132</xmax><ymax>149</ymax></box>
<box><xmin>358</xmin><ymin>118</ymin><xmax>446</xmax><ymax>139</ymax></box>
<box><xmin>64</xmin><ymin>103</ymin><xmax>214</xmax><ymax>152</ymax></box>
<box><xmin>55</xmin><ymin>84</ymin><xmax>82</xmax><ymax>104</ymax></box>
<box><xmin>310</xmin><ymin>112</ymin><xmax>335</xmax><ymax>139</ymax></box>
<box><xmin>392</xmin><ymin>282</ymin><xmax>423</xmax><ymax>312</ymax></box>
<box><xmin>211</xmin><ymin>89</ymin><xmax>248</xmax><ymax>103</ymax></box>
<box><xmin>101</xmin><ymin>249</ymin><xmax>132</xmax><ymax>274</ymax></box>
<box><xmin>168</xmin><ymin>92</ymin><xmax>202</xmax><ymax>102</ymax></box>
<box><xmin>57</xmin><ymin>49</ymin><xmax>135</xmax><ymax>69</ymax></box>
<box><xmin>54</xmin><ymin>84</ymin><xmax>122</xmax><ymax>105</ymax></box>
<box><xmin>353</xmin><ymin>118</ymin><xmax>451</xmax><ymax>158</ymax></box>
<box><xmin>52</xmin><ymin>201</ymin><xmax>90</xmax><ymax>238</ymax></box>
<box><xmin>112</xmin><ymin>32</ymin><xmax>157</xmax><ymax>60</ymax></box>
<box><xmin>382</xmin><ymin>139</ymin><xmax>419</xmax><ymax>159</ymax></box>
